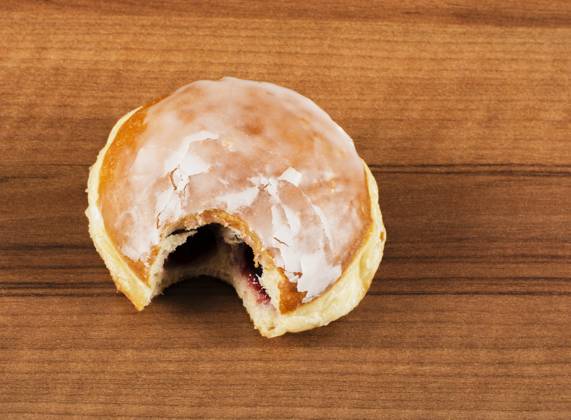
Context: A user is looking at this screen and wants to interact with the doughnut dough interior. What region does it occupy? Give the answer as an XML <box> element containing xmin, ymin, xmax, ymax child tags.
<box><xmin>86</xmin><ymin>78</ymin><xmax>386</xmax><ymax>337</ymax></box>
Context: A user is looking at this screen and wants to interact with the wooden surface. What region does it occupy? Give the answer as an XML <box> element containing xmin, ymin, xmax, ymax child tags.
<box><xmin>1</xmin><ymin>1</ymin><xmax>570</xmax><ymax>418</ymax></box>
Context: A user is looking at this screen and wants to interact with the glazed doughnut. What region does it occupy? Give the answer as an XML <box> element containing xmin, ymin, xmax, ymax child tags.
<box><xmin>86</xmin><ymin>77</ymin><xmax>386</xmax><ymax>337</ymax></box>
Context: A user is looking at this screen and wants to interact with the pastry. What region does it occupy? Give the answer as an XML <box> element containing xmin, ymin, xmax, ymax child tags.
<box><xmin>86</xmin><ymin>77</ymin><xmax>386</xmax><ymax>337</ymax></box>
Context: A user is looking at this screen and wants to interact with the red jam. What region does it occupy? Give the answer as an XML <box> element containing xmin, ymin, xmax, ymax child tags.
<box><xmin>247</xmin><ymin>271</ymin><xmax>271</xmax><ymax>304</ymax></box>
<box><xmin>238</xmin><ymin>244</ymin><xmax>271</xmax><ymax>304</ymax></box>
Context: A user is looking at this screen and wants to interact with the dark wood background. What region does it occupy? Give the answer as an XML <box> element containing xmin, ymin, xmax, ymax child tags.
<box><xmin>1</xmin><ymin>1</ymin><xmax>570</xmax><ymax>418</ymax></box>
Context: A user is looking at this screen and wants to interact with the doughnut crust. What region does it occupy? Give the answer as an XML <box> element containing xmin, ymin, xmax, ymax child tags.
<box><xmin>86</xmin><ymin>78</ymin><xmax>386</xmax><ymax>337</ymax></box>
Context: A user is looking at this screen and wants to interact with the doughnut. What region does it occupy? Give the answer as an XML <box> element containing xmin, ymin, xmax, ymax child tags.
<box><xmin>86</xmin><ymin>77</ymin><xmax>386</xmax><ymax>337</ymax></box>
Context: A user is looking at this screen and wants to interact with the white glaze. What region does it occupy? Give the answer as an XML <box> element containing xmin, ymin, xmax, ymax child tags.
<box><xmin>99</xmin><ymin>78</ymin><xmax>369</xmax><ymax>300</ymax></box>
<box><xmin>279</xmin><ymin>167</ymin><xmax>302</xmax><ymax>186</ymax></box>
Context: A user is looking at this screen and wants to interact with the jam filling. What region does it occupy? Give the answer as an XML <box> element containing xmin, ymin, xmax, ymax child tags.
<box><xmin>238</xmin><ymin>244</ymin><xmax>271</xmax><ymax>304</ymax></box>
<box><xmin>165</xmin><ymin>224</ymin><xmax>271</xmax><ymax>304</ymax></box>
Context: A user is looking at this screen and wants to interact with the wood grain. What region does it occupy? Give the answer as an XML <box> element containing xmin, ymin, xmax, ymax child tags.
<box><xmin>1</xmin><ymin>1</ymin><xmax>570</xmax><ymax>418</ymax></box>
